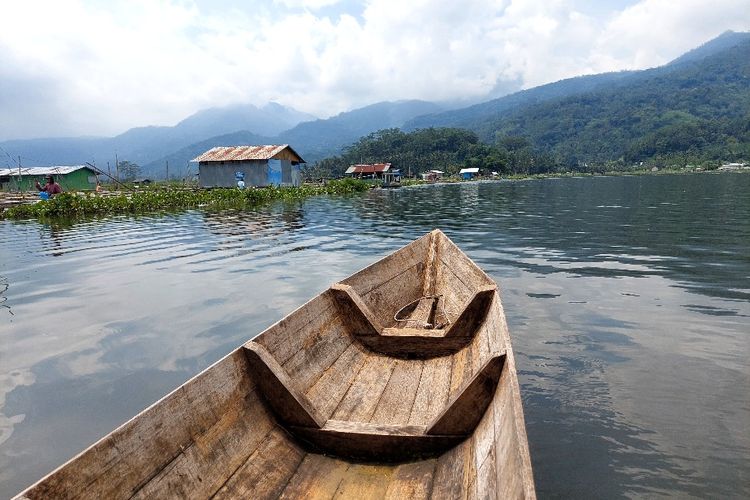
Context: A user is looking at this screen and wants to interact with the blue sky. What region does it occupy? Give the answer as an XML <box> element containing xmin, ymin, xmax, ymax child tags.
<box><xmin>0</xmin><ymin>0</ymin><xmax>748</xmax><ymax>140</ymax></box>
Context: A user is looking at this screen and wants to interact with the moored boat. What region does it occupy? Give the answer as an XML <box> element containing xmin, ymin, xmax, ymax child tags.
<box><xmin>15</xmin><ymin>229</ymin><xmax>535</xmax><ymax>499</ymax></box>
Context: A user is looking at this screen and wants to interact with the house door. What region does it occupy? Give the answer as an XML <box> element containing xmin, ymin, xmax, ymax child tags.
<box><xmin>268</xmin><ymin>159</ymin><xmax>282</xmax><ymax>186</ymax></box>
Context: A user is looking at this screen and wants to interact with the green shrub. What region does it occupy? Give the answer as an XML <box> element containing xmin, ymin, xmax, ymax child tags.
<box><xmin>2</xmin><ymin>180</ymin><xmax>371</xmax><ymax>220</ymax></box>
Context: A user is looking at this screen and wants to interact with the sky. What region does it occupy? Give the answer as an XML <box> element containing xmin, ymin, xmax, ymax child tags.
<box><xmin>0</xmin><ymin>0</ymin><xmax>749</xmax><ymax>141</ymax></box>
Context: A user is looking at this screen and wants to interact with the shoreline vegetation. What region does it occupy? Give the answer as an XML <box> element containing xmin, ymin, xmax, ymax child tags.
<box><xmin>0</xmin><ymin>179</ymin><xmax>370</xmax><ymax>220</ymax></box>
<box><xmin>1</xmin><ymin>168</ymin><xmax>746</xmax><ymax>221</ymax></box>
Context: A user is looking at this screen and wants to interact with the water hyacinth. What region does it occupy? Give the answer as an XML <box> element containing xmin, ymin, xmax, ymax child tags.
<box><xmin>1</xmin><ymin>179</ymin><xmax>371</xmax><ymax>220</ymax></box>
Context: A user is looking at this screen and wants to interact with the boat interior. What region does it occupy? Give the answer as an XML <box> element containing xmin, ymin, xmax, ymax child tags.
<box><xmin>18</xmin><ymin>230</ymin><xmax>534</xmax><ymax>500</ymax></box>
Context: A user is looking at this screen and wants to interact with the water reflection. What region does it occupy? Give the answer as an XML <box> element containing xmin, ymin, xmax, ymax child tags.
<box><xmin>0</xmin><ymin>174</ymin><xmax>749</xmax><ymax>498</ymax></box>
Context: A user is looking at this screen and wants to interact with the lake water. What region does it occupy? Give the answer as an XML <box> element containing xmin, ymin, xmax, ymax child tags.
<box><xmin>1</xmin><ymin>173</ymin><xmax>748</xmax><ymax>498</ymax></box>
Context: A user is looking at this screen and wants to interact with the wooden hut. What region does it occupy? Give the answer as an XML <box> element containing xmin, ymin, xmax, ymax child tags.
<box><xmin>0</xmin><ymin>166</ymin><xmax>99</xmax><ymax>192</ymax></box>
<box><xmin>193</xmin><ymin>145</ymin><xmax>305</xmax><ymax>188</ymax></box>
<box><xmin>345</xmin><ymin>163</ymin><xmax>392</xmax><ymax>179</ymax></box>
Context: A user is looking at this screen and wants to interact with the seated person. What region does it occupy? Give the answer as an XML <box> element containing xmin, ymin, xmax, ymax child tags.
<box><xmin>35</xmin><ymin>175</ymin><xmax>63</xmax><ymax>198</ymax></box>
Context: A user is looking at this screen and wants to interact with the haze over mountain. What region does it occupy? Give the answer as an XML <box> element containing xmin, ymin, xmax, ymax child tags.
<box><xmin>0</xmin><ymin>102</ymin><xmax>315</xmax><ymax>172</ymax></box>
<box><xmin>404</xmin><ymin>30</ymin><xmax>750</xmax><ymax>133</ymax></box>
<box><xmin>451</xmin><ymin>31</ymin><xmax>750</xmax><ymax>166</ymax></box>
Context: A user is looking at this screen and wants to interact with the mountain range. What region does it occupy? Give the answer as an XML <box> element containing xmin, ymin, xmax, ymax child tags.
<box><xmin>1</xmin><ymin>30</ymin><xmax>748</xmax><ymax>178</ymax></box>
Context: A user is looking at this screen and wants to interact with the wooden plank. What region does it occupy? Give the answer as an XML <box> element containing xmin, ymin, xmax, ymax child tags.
<box><xmin>340</xmin><ymin>231</ymin><xmax>431</xmax><ymax>296</ymax></box>
<box><xmin>130</xmin><ymin>389</ymin><xmax>275</xmax><ymax>499</ymax></box>
<box><xmin>436</xmin><ymin>264</ymin><xmax>474</xmax><ymax>320</ymax></box>
<box><xmin>474</xmin><ymin>446</ymin><xmax>498</xmax><ymax>500</ymax></box>
<box><xmin>448</xmin><ymin>344</ymin><xmax>472</xmax><ymax>398</ymax></box>
<box><xmin>494</xmin><ymin>351</ymin><xmax>536</xmax><ymax>499</ymax></box>
<box><xmin>244</xmin><ymin>343</ymin><xmax>325</xmax><ymax>428</ymax></box>
<box><xmin>329</xmin><ymin>283</ymin><xmax>383</xmax><ymax>335</ymax></box>
<box><xmin>289</xmin><ymin>420</ymin><xmax>463</xmax><ymax>462</ymax></box>
<box><xmin>382</xmin><ymin>327</ymin><xmax>446</xmax><ymax>337</ymax></box>
<box><xmin>492</xmin><ymin>369</ymin><xmax>519</xmax><ymax>499</ymax></box>
<box><xmin>18</xmin><ymin>351</ymin><xmax>253</xmax><ymax>499</ymax></box>
<box><xmin>444</xmin><ymin>285</ymin><xmax>496</xmax><ymax>338</ymax></box>
<box><xmin>427</xmin><ymin>353</ymin><xmax>506</xmax><ymax>436</ymax></box>
<box><xmin>484</xmin><ymin>294</ymin><xmax>505</xmax><ymax>354</ymax></box>
<box><xmin>362</xmin><ymin>264</ymin><xmax>426</xmax><ymax>329</ymax></box>
<box><xmin>212</xmin><ymin>427</ymin><xmax>305</xmax><ymax>499</ymax></box>
<box><xmin>354</xmin><ymin>335</ymin><xmax>473</xmax><ymax>359</ymax></box>
<box><xmin>421</xmin><ymin>231</ymin><xmax>439</xmax><ymax>297</ymax></box>
<box><xmin>332</xmin><ymin>355</ymin><xmax>395</xmax><ymax>422</ymax></box>
<box><xmin>370</xmin><ymin>359</ymin><xmax>423</xmax><ymax>425</ymax></box>
<box><xmin>430</xmin><ymin>437</ymin><xmax>474</xmax><ymax>500</ymax></box>
<box><xmin>331</xmin><ymin>463</ymin><xmax>394</xmax><ymax>499</ymax></box>
<box><xmin>252</xmin><ymin>292</ymin><xmax>339</xmax><ymax>365</ymax></box>
<box><xmin>403</xmin><ymin>296</ymin><xmax>437</xmax><ymax>329</ymax></box>
<box><xmin>279</xmin><ymin>454</ymin><xmax>351</xmax><ymax>500</ymax></box>
<box><xmin>305</xmin><ymin>343</ymin><xmax>368</xmax><ymax>421</ymax></box>
<box><xmin>409</xmin><ymin>356</ymin><xmax>453</xmax><ymax>426</ymax></box>
<box><xmin>281</xmin><ymin>315</ymin><xmax>353</xmax><ymax>392</ymax></box>
<box><xmin>437</xmin><ymin>234</ymin><xmax>493</xmax><ymax>290</ymax></box>
<box><xmin>384</xmin><ymin>459</ymin><xmax>438</xmax><ymax>500</ymax></box>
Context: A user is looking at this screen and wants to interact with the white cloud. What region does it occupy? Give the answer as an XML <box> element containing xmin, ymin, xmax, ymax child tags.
<box><xmin>273</xmin><ymin>0</ymin><xmax>343</xmax><ymax>9</ymax></box>
<box><xmin>0</xmin><ymin>0</ymin><xmax>748</xmax><ymax>140</ymax></box>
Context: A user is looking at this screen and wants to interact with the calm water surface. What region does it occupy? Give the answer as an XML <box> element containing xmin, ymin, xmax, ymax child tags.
<box><xmin>1</xmin><ymin>173</ymin><xmax>748</xmax><ymax>498</ymax></box>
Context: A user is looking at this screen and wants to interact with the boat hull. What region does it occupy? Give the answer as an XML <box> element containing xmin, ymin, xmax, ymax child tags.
<box><xmin>15</xmin><ymin>230</ymin><xmax>535</xmax><ymax>499</ymax></box>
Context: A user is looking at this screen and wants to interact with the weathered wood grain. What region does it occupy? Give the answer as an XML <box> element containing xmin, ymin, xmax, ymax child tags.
<box><xmin>330</xmin><ymin>463</ymin><xmax>394</xmax><ymax>499</ymax></box>
<box><xmin>444</xmin><ymin>285</ymin><xmax>496</xmax><ymax>338</ymax></box>
<box><xmin>370</xmin><ymin>359</ymin><xmax>423</xmax><ymax>425</ymax></box>
<box><xmin>280</xmin><ymin>315</ymin><xmax>353</xmax><ymax>392</ymax></box>
<box><xmin>354</xmin><ymin>335</ymin><xmax>474</xmax><ymax>359</ymax></box>
<box><xmin>431</xmin><ymin>437</ymin><xmax>475</xmax><ymax>500</ymax></box>
<box><xmin>409</xmin><ymin>355</ymin><xmax>453</xmax><ymax>426</ymax></box>
<box><xmin>212</xmin><ymin>427</ymin><xmax>305</xmax><ymax>499</ymax></box>
<box><xmin>360</xmin><ymin>264</ymin><xmax>426</xmax><ymax>328</ymax></box>
<box><xmin>427</xmin><ymin>353</ymin><xmax>506</xmax><ymax>436</ymax></box>
<box><xmin>129</xmin><ymin>389</ymin><xmax>275</xmax><ymax>499</ymax></box>
<box><xmin>448</xmin><ymin>343</ymin><xmax>472</xmax><ymax>398</ymax></box>
<box><xmin>252</xmin><ymin>292</ymin><xmax>338</xmax><ymax>365</ymax></box>
<box><xmin>384</xmin><ymin>459</ymin><xmax>438</xmax><ymax>499</ymax></box>
<box><xmin>243</xmin><ymin>343</ymin><xmax>325</xmax><ymax>428</ymax></box>
<box><xmin>329</xmin><ymin>283</ymin><xmax>383</xmax><ymax>335</ymax></box>
<box><xmin>304</xmin><ymin>342</ymin><xmax>367</xmax><ymax>421</ymax></box>
<box><xmin>290</xmin><ymin>420</ymin><xmax>463</xmax><ymax>462</ymax></box>
<box><xmin>279</xmin><ymin>454</ymin><xmax>351</xmax><ymax>499</ymax></box>
<box><xmin>340</xmin><ymin>231</ymin><xmax>431</xmax><ymax>296</ymax></box>
<box><xmin>332</xmin><ymin>354</ymin><xmax>396</xmax><ymax>422</ymax></box>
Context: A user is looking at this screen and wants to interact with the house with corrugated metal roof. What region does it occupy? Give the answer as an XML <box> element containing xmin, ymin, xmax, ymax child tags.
<box><xmin>0</xmin><ymin>165</ymin><xmax>100</xmax><ymax>192</ymax></box>
<box><xmin>459</xmin><ymin>167</ymin><xmax>480</xmax><ymax>180</ymax></box>
<box><xmin>344</xmin><ymin>163</ymin><xmax>392</xmax><ymax>179</ymax></box>
<box><xmin>192</xmin><ymin>145</ymin><xmax>305</xmax><ymax>188</ymax></box>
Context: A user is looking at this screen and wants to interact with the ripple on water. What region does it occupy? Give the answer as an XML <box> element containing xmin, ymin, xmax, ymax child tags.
<box><xmin>1</xmin><ymin>174</ymin><xmax>749</xmax><ymax>498</ymax></box>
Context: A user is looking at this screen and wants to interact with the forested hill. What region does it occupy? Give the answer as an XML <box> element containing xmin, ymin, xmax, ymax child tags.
<box><xmin>474</xmin><ymin>36</ymin><xmax>750</xmax><ymax>167</ymax></box>
<box><xmin>400</xmin><ymin>32</ymin><xmax>750</xmax><ymax>169</ymax></box>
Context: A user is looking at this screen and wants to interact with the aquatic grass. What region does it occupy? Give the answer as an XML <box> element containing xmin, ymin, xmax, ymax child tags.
<box><xmin>1</xmin><ymin>179</ymin><xmax>371</xmax><ymax>220</ymax></box>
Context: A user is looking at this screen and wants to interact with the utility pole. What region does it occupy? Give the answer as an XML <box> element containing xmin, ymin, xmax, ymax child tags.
<box><xmin>115</xmin><ymin>153</ymin><xmax>119</xmax><ymax>182</ymax></box>
<box><xmin>17</xmin><ymin>156</ymin><xmax>21</xmax><ymax>193</ymax></box>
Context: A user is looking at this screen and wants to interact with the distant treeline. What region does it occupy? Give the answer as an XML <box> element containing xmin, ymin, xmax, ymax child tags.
<box><xmin>305</xmin><ymin>128</ymin><xmax>558</xmax><ymax>179</ymax></box>
<box><xmin>309</xmin><ymin>40</ymin><xmax>750</xmax><ymax>178</ymax></box>
<box><xmin>306</xmin><ymin>125</ymin><xmax>747</xmax><ymax>180</ymax></box>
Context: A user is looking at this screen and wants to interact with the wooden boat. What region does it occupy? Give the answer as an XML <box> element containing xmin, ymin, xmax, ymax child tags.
<box><xmin>15</xmin><ymin>229</ymin><xmax>535</xmax><ymax>499</ymax></box>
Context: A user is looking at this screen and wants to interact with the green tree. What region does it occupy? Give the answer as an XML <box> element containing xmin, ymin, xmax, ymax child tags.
<box><xmin>118</xmin><ymin>161</ymin><xmax>141</xmax><ymax>181</ymax></box>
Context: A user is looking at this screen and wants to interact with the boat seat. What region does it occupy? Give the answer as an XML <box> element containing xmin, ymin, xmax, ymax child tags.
<box><xmin>330</xmin><ymin>282</ymin><xmax>497</xmax><ymax>358</ymax></box>
<box><xmin>243</xmin><ymin>342</ymin><xmax>506</xmax><ymax>461</ymax></box>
